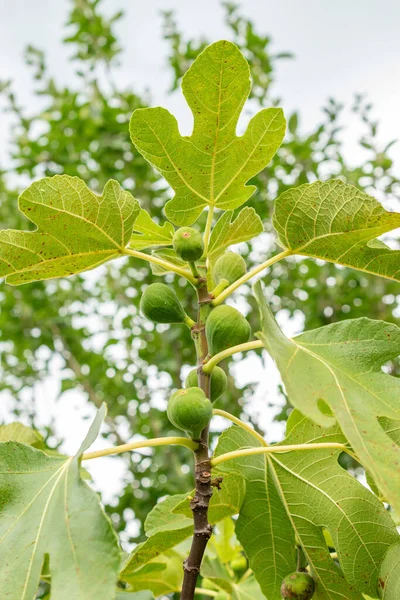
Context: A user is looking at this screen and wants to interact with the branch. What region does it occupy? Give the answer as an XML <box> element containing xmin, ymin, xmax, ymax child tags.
<box><xmin>81</xmin><ymin>436</ymin><xmax>198</xmax><ymax>461</ymax></box>
<box><xmin>181</xmin><ymin>282</ymin><xmax>213</xmax><ymax>600</ymax></box>
<box><xmin>211</xmin><ymin>442</ymin><xmax>355</xmax><ymax>468</ymax></box>
<box><xmin>211</xmin><ymin>249</ymin><xmax>291</xmax><ymax>305</ymax></box>
<box><xmin>202</xmin><ymin>340</ymin><xmax>263</xmax><ymax>373</ymax></box>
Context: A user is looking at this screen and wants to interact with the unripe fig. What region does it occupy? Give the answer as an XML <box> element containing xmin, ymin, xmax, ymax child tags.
<box><xmin>206</xmin><ymin>305</ymin><xmax>251</xmax><ymax>356</ymax></box>
<box><xmin>213</xmin><ymin>252</ymin><xmax>246</xmax><ymax>285</ymax></box>
<box><xmin>185</xmin><ymin>366</ymin><xmax>227</xmax><ymax>403</ymax></box>
<box><xmin>230</xmin><ymin>554</ymin><xmax>248</xmax><ymax>576</ymax></box>
<box><xmin>281</xmin><ymin>571</ymin><xmax>315</xmax><ymax>600</ymax></box>
<box><xmin>167</xmin><ymin>387</ymin><xmax>213</xmax><ymax>440</ymax></box>
<box><xmin>140</xmin><ymin>283</ymin><xmax>191</xmax><ymax>325</ymax></box>
<box><xmin>173</xmin><ymin>227</ymin><xmax>204</xmax><ymax>262</ymax></box>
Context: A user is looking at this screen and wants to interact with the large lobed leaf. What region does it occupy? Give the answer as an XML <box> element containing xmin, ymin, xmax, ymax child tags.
<box><xmin>130</xmin><ymin>40</ymin><xmax>286</xmax><ymax>225</ymax></box>
<box><xmin>214</xmin><ymin>414</ymin><xmax>400</xmax><ymax>600</ymax></box>
<box><xmin>273</xmin><ymin>179</ymin><xmax>400</xmax><ymax>282</ymax></box>
<box><xmin>254</xmin><ymin>280</ymin><xmax>400</xmax><ymax>516</ymax></box>
<box><xmin>0</xmin><ymin>175</ymin><xmax>139</xmax><ymax>284</ymax></box>
<box><xmin>0</xmin><ymin>404</ymin><xmax>120</xmax><ymax>599</ymax></box>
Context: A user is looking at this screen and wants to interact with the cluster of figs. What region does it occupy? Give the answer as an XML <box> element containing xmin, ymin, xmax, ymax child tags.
<box><xmin>140</xmin><ymin>226</ymin><xmax>250</xmax><ymax>440</ymax></box>
<box><xmin>141</xmin><ymin>227</ymin><xmax>316</xmax><ymax>599</ymax></box>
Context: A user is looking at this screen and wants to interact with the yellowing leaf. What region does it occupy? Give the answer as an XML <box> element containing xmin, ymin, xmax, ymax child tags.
<box><xmin>129</xmin><ymin>208</ymin><xmax>174</xmax><ymax>250</ymax></box>
<box><xmin>254</xmin><ymin>280</ymin><xmax>400</xmax><ymax>515</ymax></box>
<box><xmin>0</xmin><ymin>175</ymin><xmax>139</xmax><ymax>284</ymax></box>
<box><xmin>273</xmin><ymin>179</ymin><xmax>400</xmax><ymax>281</ymax></box>
<box><xmin>130</xmin><ymin>40</ymin><xmax>285</xmax><ymax>225</ymax></box>
<box><xmin>0</xmin><ymin>404</ymin><xmax>120</xmax><ymax>600</ymax></box>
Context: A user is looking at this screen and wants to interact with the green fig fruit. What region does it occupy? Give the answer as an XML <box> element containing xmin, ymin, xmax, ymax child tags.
<box><xmin>173</xmin><ymin>227</ymin><xmax>204</xmax><ymax>262</ymax></box>
<box><xmin>167</xmin><ymin>387</ymin><xmax>213</xmax><ymax>440</ymax></box>
<box><xmin>140</xmin><ymin>283</ymin><xmax>192</xmax><ymax>325</ymax></box>
<box><xmin>281</xmin><ymin>571</ymin><xmax>315</xmax><ymax>600</ymax></box>
<box><xmin>230</xmin><ymin>554</ymin><xmax>248</xmax><ymax>576</ymax></box>
<box><xmin>213</xmin><ymin>252</ymin><xmax>246</xmax><ymax>285</ymax></box>
<box><xmin>185</xmin><ymin>366</ymin><xmax>227</xmax><ymax>403</ymax></box>
<box><xmin>206</xmin><ymin>305</ymin><xmax>251</xmax><ymax>356</ymax></box>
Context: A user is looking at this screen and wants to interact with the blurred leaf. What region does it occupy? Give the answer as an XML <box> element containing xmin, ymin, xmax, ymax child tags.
<box><xmin>121</xmin><ymin>472</ymin><xmax>245</xmax><ymax>573</ymax></box>
<box><xmin>0</xmin><ymin>422</ymin><xmax>43</xmax><ymax>446</ymax></box>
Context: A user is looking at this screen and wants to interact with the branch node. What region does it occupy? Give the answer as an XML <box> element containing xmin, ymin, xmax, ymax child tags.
<box><xmin>211</xmin><ymin>477</ymin><xmax>223</xmax><ymax>489</ymax></box>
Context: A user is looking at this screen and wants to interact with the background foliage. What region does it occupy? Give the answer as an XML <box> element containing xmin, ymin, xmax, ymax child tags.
<box><xmin>0</xmin><ymin>0</ymin><xmax>399</xmax><ymax>563</ymax></box>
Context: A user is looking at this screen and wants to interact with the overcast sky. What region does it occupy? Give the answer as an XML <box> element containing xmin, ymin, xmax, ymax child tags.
<box><xmin>1</xmin><ymin>0</ymin><xmax>400</xmax><ymax>166</ymax></box>
<box><xmin>1</xmin><ymin>0</ymin><xmax>400</xmax><ymax>507</ymax></box>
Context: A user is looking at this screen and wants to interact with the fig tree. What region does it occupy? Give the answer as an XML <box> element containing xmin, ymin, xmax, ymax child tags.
<box><xmin>167</xmin><ymin>387</ymin><xmax>213</xmax><ymax>440</ymax></box>
<box><xmin>185</xmin><ymin>366</ymin><xmax>227</xmax><ymax>402</ymax></box>
<box><xmin>173</xmin><ymin>226</ymin><xmax>204</xmax><ymax>262</ymax></box>
<box><xmin>213</xmin><ymin>251</ymin><xmax>246</xmax><ymax>285</ymax></box>
<box><xmin>206</xmin><ymin>305</ymin><xmax>251</xmax><ymax>356</ymax></box>
<box><xmin>281</xmin><ymin>571</ymin><xmax>315</xmax><ymax>600</ymax></box>
<box><xmin>140</xmin><ymin>283</ymin><xmax>193</xmax><ymax>326</ymax></box>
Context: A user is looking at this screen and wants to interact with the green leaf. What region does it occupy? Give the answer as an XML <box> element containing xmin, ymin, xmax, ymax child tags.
<box><xmin>115</xmin><ymin>592</ymin><xmax>153</xmax><ymax>600</ymax></box>
<box><xmin>0</xmin><ymin>403</ymin><xmax>120</xmax><ymax>600</ymax></box>
<box><xmin>0</xmin><ymin>175</ymin><xmax>139</xmax><ymax>284</ymax></box>
<box><xmin>149</xmin><ymin>248</ymin><xmax>188</xmax><ymax>275</ymax></box>
<box><xmin>377</xmin><ymin>543</ymin><xmax>400</xmax><ymax>599</ymax></box>
<box><xmin>208</xmin><ymin>207</ymin><xmax>264</xmax><ymax>263</ymax></box>
<box><xmin>210</xmin><ymin>517</ymin><xmax>241</xmax><ymax>564</ymax></box>
<box><xmin>215</xmin><ymin>416</ymin><xmax>399</xmax><ymax>600</ymax></box>
<box><xmin>201</xmin><ymin>557</ymin><xmax>272</xmax><ymax>600</ymax></box>
<box><xmin>254</xmin><ymin>280</ymin><xmax>400</xmax><ymax>518</ymax></box>
<box><xmin>120</xmin><ymin>472</ymin><xmax>245</xmax><ymax>575</ymax></box>
<box><xmin>273</xmin><ymin>179</ymin><xmax>400</xmax><ymax>282</ymax></box>
<box><xmin>129</xmin><ymin>208</ymin><xmax>174</xmax><ymax>250</ymax></box>
<box><xmin>122</xmin><ymin>550</ymin><xmax>183</xmax><ymax>596</ymax></box>
<box><xmin>0</xmin><ymin>422</ymin><xmax>43</xmax><ymax>446</ymax></box>
<box><xmin>130</xmin><ymin>40</ymin><xmax>286</xmax><ymax>225</ymax></box>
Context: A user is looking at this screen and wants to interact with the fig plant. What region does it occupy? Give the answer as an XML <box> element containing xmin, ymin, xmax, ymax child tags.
<box><xmin>0</xmin><ymin>38</ymin><xmax>400</xmax><ymax>600</ymax></box>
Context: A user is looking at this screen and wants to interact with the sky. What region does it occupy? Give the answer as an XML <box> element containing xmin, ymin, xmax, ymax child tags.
<box><xmin>1</xmin><ymin>0</ymin><xmax>400</xmax><ymax>507</ymax></box>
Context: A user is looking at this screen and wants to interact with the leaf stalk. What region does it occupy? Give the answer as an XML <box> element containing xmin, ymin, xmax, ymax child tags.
<box><xmin>202</xmin><ymin>340</ymin><xmax>263</xmax><ymax>373</ymax></box>
<box><xmin>81</xmin><ymin>436</ymin><xmax>198</xmax><ymax>461</ymax></box>
<box><xmin>124</xmin><ymin>247</ymin><xmax>197</xmax><ymax>283</ymax></box>
<box><xmin>212</xmin><ymin>249</ymin><xmax>291</xmax><ymax>305</ymax></box>
<box><xmin>211</xmin><ymin>442</ymin><xmax>353</xmax><ymax>468</ymax></box>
